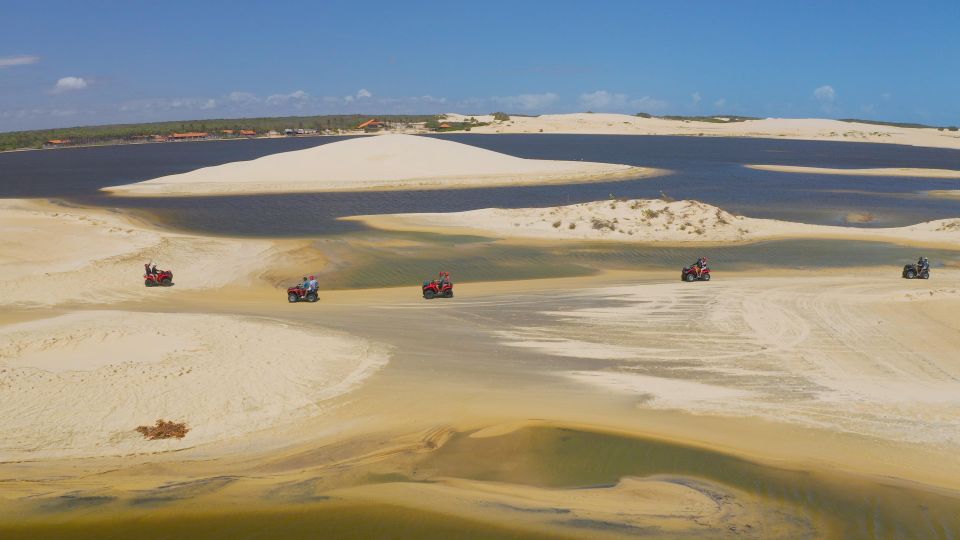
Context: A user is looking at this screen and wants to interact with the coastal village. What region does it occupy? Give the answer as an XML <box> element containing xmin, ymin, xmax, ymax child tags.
<box><xmin>38</xmin><ymin>116</ymin><xmax>488</xmax><ymax>149</ymax></box>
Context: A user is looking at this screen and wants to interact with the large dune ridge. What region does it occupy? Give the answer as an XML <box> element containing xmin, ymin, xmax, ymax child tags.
<box><xmin>442</xmin><ymin>112</ymin><xmax>960</xmax><ymax>150</ymax></box>
<box><xmin>346</xmin><ymin>198</ymin><xmax>960</xmax><ymax>247</ymax></box>
<box><xmin>102</xmin><ymin>134</ymin><xmax>653</xmax><ymax>196</ymax></box>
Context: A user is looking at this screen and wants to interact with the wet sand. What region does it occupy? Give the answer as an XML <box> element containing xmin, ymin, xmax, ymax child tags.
<box><xmin>746</xmin><ymin>164</ymin><xmax>960</xmax><ymax>178</ymax></box>
<box><xmin>2</xmin><ymin>199</ymin><xmax>960</xmax><ymax>538</ymax></box>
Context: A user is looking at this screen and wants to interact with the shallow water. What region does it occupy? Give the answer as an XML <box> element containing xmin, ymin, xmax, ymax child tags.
<box><xmin>307</xmin><ymin>232</ymin><xmax>960</xmax><ymax>289</ymax></box>
<box><xmin>3</xmin><ymin>427</ymin><xmax>956</xmax><ymax>539</ymax></box>
<box><xmin>2</xmin><ymin>135</ymin><xmax>959</xmax><ymax>235</ymax></box>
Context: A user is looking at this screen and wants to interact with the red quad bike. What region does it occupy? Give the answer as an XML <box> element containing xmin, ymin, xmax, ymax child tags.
<box><xmin>681</xmin><ymin>265</ymin><xmax>711</xmax><ymax>282</ymax></box>
<box><xmin>144</xmin><ymin>268</ymin><xmax>173</xmax><ymax>287</ymax></box>
<box><xmin>287</xmin><ymin>285</ymin><xmax>318</xmax><ymax>303</ymax></box>
<box><xmin>422</xmin><ymin>273</ymin><xmax>453</xmax><ymax>299</ymax></box>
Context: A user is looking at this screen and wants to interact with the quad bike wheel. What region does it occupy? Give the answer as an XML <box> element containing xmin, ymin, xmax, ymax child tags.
<box><xmin>702</xmin><ymin>273</ymin><xmax>711</xmax><ymax>281</ymax></box>
<box><xmin>905</xmin><ymin>269</ymin><xmax>916</xmax><ymax>279</ymax></box>
<box><xmin>160</xmin><ymin>277</ymin><xmax>172</xmax><ymax>286</ymax></box>
<box><xmin>288</xmin><ymin>293</ymin><xmax>299</xmax><ymax>303</ymax></box>
<box><xmin>424</xmin><ymin>290</ymin><xmax>436</xmax><ymax>299</ymax></box>
<box><xmin>144</xmin><ymin>279</ymin><xmax>155</xmax><ymax>287</ymax></box>
<box><xmin>444</xmin><ymin>290</ymin><xmax>453</xmax><ymax>298</ymax></box>
<box><xmin>306</xmin><ymin>292</ymin><xmax>318</xmax><ymax>303</ymax></box>
<box><xmin>685</xmin><ymin>272</ymin><xmax>696</xmax><ymax>282</ymax></box>
<box><xmin>921</xmin><ymin>270</ymin><xmax>930</xmax><ymax>279</ymax></box>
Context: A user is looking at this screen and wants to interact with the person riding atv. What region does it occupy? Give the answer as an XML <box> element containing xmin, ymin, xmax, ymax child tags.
<box><xmin>143</xmin><ymin>262</ymin><xmax>173</xmax><ymax>286</ymax></box>
<box><xmin>423</xmin><ymin>271</ymin><xmax>453</xmax><ymax>299</ymax></box>
<box><xmin>902</xmin><ymin>256</ymin><xmax>931</xmax><ymax>279</ymax></box>
<box><xmin>681</xmin><ymin>256</ymin><xmax>711</xmax><ymax>282</ymax></box>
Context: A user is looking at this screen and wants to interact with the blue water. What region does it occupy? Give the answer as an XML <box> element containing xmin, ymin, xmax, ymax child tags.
<box><xmin>1</xmin><ymin>134</ymin><xmax>958</xmax><ymax>236</ymax></box>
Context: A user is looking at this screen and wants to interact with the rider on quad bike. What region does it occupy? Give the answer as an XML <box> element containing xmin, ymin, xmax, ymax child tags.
<box><xmin>681</xmin><ymin>256</ymin><xmax>711</xmax><ymax>282</ymax></box>
<box><xmin>423</xmin><ymin>271</ymin><xmax>453</xmax><ymax>299</ymax></box>
<box><xmin>902</xmin><ymin>256</ymin><xmax>931</xmax><ymax>279</ymax></box>
<box><xmin>143</xmin><ymin>262</ymin><xmax>173</xmax><ymax>286</ymax></box>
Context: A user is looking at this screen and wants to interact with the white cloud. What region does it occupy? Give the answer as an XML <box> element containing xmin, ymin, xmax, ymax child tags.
<box><xmin>691</xmin><ymin>92</ymin><xmax>702</xmax><ymax>105</ymax></box>
<box><xmin>579</xmin><ymin>90</ymin><xmax>628</xmax><ymax>110</ymax></box>
<box><xmin>51</xmin><ymin>76</ymin><xmax>88</xmax><ymax>93</ymax></box>
<box><xmin>630</xmin><ymin>96</ymin><xmax>668</xmax><ymax>113</ymax></box>
<box><xmin>713</xmin><ymin>98</ymin><xmax>727</xmax><ymax>109</ymax></box>
<box><xmin>118</xmin><ymin>97</ymin><xmax>218</xmax><ymax>113</ymax></box>
<box><xmin>266</xmin><ymin>89</ymin><xmax>309</xmax><ymax>106</ymax></box>
<box><xmin>813</xmin><ymin>85</ymin><xmax>835</xmax><ymax>103</ymax></box>
<box><xmin>356</xmin><ymin>88</ymin><xmax>372</xmax><ymax>99</ymax></box>
<box><xmin>227</xmin><ymin>91</ymin><xmax>258</xmax><ymax>105</ymax></box>
<box><xmin>491</xmin><ymin>92</ymin><xmax>560</xmax><ymax>111</ymax></box>
<box><xmin>578</xmin><ymin>90</ymin><xmax>668</xmax><ymax>113</ymax></box>
<box><xmin>0</xmin><ymin>55</ymin><xmax>39</xmax><ymax>68</ymax></box>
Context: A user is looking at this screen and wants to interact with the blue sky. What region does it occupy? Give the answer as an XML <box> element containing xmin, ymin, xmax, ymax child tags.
<box><xmin>2</xmin><ymin>1</ymin><xmax>958</xmax><ymax>131</ymax></box>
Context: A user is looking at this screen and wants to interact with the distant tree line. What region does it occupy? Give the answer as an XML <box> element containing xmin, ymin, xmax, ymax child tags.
<box><xmin>0</xmin><ymin>114</ymin><xmax>440</xmax><ymax>151</ymax></box>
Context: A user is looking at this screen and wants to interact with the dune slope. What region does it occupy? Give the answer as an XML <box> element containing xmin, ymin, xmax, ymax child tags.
<box><xmin>102</xmin><ymin>134</ymin><xmax>651</xmax><ymax>196</ymax></box>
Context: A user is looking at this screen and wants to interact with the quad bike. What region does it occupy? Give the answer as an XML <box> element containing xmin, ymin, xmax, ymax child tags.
<box><xmin>144</xmin><ymin>268</ymin><xmax>173</xmax><ymax>287</ymax></box>
<box><xmin>902</xmin><ymin>263</ymin><xmax>930</xmax><ymax>279</ymax></box>
<box><xmin>287</xmin><ymin>285</ymin><xmax>319</xmax><ymax>303</ymax></box>
<box><xmin>422</xmin><ymin>279</ymin><xmax>453</xmax><ymax>299</ymax></box>
<box><xmin>681</xmin><ymin>265</ymin><xmax>711</xmax><ymax>282</ymax></box>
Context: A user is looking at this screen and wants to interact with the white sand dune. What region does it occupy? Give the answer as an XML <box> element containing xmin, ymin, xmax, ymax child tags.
<box><xmin>460</xmin><ymin>112</ymin><xmax>960</xmax><ymax>150</ymax></box>
<box><xmin>102</xmin><ymin>134</ymin><xmax>652</xmax><ymax>196</ymax></box>
<box><xmin>0</xmin><ymin>199</ymin><xmax>277</xmax><ymax>307</ymax></box>
<box><xmin>0</xmin><ymin>311</ymin><xmax>388</xmax><ymax>461</ymax></box>
<box><xmin>347</xmin><ymin>198</ymin><xmax>960</xmax><ymax>247</ymax></box>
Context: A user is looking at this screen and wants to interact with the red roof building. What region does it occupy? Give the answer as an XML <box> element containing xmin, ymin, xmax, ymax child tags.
<box><xmin>357</xmin><ymin>119</ymin><xmax>384</xmax><ymax>130</ymax></box>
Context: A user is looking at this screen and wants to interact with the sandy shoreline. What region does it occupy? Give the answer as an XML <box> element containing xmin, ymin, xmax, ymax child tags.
<box><xmin>746</xmin><ymin>164</ymin><xmax>960</xmax><ymax>178</ymax></box>
<box><xmin>346</xmin><ymin>198</ymin><xmax>960</xmax><ymax>248</ymax></box>
<box><xmin>445</xmin><ymin>112</ymin><xmax>960</xmax><ymax>150</ymax></box>
<box><xmin>2</xmin><ymin>196</ymin><xmax>960</xmax><ymax>535</ymax></box>
<box><xmin>102</xmin><ymin>134</ymin><xmax>656</xmax><ymax>196</ymax></box>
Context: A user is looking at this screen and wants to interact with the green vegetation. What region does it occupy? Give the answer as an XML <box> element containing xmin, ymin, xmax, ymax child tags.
<box><xmin>0</xmin><ymin>114</ymin><xmax>439</xmax><ymax>151</ymax></box>
<box><xmin>492</xmin><ymin>112</ymin><xmax>511</xmax><ymax>121</ymax></box>
<box><xmin>425</xmin><ymin>116</ymin><xmax>489</xmax><ymax>132</ymax></box>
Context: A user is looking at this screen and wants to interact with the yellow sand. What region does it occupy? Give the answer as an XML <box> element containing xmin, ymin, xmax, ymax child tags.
<box><xmin>0</xmin><ymin>311</ymin><xmax>388</xmax><ymax>461</ymax></box>
<box><xmin>746</xmin><ymin>164</ymin><xmax>960</xmax><ymax>178</ymax></box>
<box><xmin>454</xmin><ymin>112</ymin><xmax>960</xmax><ymax>150</ymax></box>
<box><xmin>102</xmin><ymin>134</ymin><xmax>653</xmax><ymax>196</ymax></box>
<box><xmin>0</xmin><ymin>199</ymin><xmax>278</xmax><ymax>307</ymax></box>
<box><xmin>347</xmin><ymin>198</ymin><xmax>960</xmax><ymax>247</ymax></box>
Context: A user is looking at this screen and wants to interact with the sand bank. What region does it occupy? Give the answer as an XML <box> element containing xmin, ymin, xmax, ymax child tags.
<box><xmin>102</xmin><ymin>134</ymin><xmax>654</xmax><ymax>196</ymax></box>
<box><xmin>347</xmin><ymin>198</ymin><xmax>960</xmax><ymax>247</ymax></box>
<box><xmin>0</xmin><ymin>199</ymin><xmax>281</xmax><ymax>307</ymax></box>
<box><xmin>927</xmin><ymin>189</ymin><xmax>960</xmax><ymax>200</ymax></box>
<box><xmin>0</xmin><ymin>310</ymin><xmax>388</xmax><ymax>461</ymax></box>
<box><xmin>453</xmin><ymin>112</ymin><xmax>960</xmax><ymax>150</ymax></box>
<box><xmin>746</xmin><ymin>164</ymin><xmax>960</xmax><ymax>178</ymax></box>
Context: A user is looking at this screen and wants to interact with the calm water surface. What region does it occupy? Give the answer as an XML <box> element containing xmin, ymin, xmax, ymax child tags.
<box><xmin>2</xmin><ymin>134</ymin><xmax>959</xmax><ymax>236</ymax></box>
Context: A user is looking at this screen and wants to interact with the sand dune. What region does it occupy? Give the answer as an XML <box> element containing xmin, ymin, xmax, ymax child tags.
<box><xmin>456</xmin><ymin>112</ymin><xmax>960</xmax><ymax>150</ymax></box>
<box><xmin>0</xmin><ymin>310</ymin><xmax>388</xmax><ymax>461</ymax></box>
<box><xmin>0</xmin><ymin>199</ymin><xmax>278</xmax><ymax>307</ymax></box>
<box><xmin>347</xmin><ymin>198</ymin><xmax>960</xmax><ymax>247</ymax></box>
<box><xmin>102</xmin><ymin>134</ymin><xmax>652</xmax><ymax>196</ymax></box>
<box><xmin>746</xmin><ymin>164</ymin><xmax>960</xmax><ymax>178</ymax></box>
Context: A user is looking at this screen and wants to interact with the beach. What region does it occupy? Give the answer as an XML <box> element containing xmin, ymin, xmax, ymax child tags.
<box><xmin>347</xmin><ymin>198</ymin><xmax>960</xmax><ymax>247</ymax></box>
<box><xmin>3</xmin><ymin>135</ymin><xmax>960</xmax><ymax>538</ymax></box>
<box><xmin>448</xmin><ymin>113</ymin><xmax>960</xmax><ymax>150</ymax></box>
